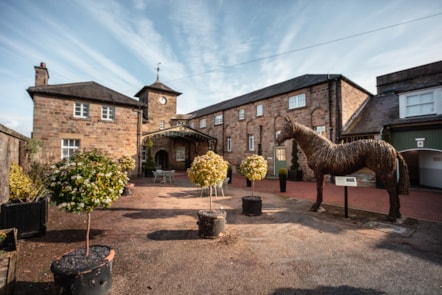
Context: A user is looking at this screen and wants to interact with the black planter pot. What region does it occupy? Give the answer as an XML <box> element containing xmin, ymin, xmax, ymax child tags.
<box><xmin>197</xmin><ymin>209</ymin><xmax>226</xmax><ymax>239</ymax></box>
<box><xmin>51</xmin><ymin>245</ymin><xmax>115</xmax><ymax>295</ymax></box>
<box><xmin>279</xmin><ymin>175</ymin><xmax>287</xmax><ymax>192</ymax></box>
<box><xmin>0</xmin><ymin>197</ymin><xmax>48</xmax><ymax>239</ymax></box>
<box><xmin>242</xmin><ymin>196</ymin><xmax>262</xmax><ymax>216</ymax></box>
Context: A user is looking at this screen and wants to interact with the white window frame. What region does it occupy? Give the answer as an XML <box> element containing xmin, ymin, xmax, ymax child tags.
<box><xmin>227</xmin><ymin>137</ymin><xmax>232</xmax><ymax>152</ymax></box>
<box><xmin>399</xmin><ymin>87</ymin><xmax>441</xmax><ymax>118</ymax></box>
<box><xmin>248</xmin><ymin>135</ymin><xmax>255</xmax><ymax>151</ymax></box>
<box><xmin>160</xmin><ymin>120</ymin><xmax>165</xmax><ymax>129</ymax></box>
<box><xmin>199</xmin><ymin>118</ymin><xmax>207</xmax><ymax>128</ymax></box>
<box><xmin>239</xmin><ymin>109</ymin><xmax>245</xmax><ymax>120</ymax></box>
<box><xmin>256</xmin><ymin>104</ymin><xmax>263</xmax><ymax>117</ymax></box>
<box><xmin>314</xmin><ymin>125</ymin><xmax>326</xmax><ymax>137</ymax></box>
<box><xmin>61</xmin><ymin>139</ymin><xmax>80</xmax><ymax>160</ymax></box>
<box><xmin>101</xmin><ymin>105</ymin><xmax>114</xmax><ymax>121</ymax></box>
<box><xmin>215</xmin><ymin>114</ymin><xmax>223</xmax><ymax>125</ymax></box>
<box><xmin>74</xmin><ymin>102</ymin><xmax>89</xmax><ymax>118</ymax></box>
<box><xmin>176</xmin><ymin>146</ymin><xmax>185</xmax><ymax>162</ymax></box>
<box><xmin>288</xmin><ymin>93</ymin><xmax>306</xmax><ymax>110</ymax></box>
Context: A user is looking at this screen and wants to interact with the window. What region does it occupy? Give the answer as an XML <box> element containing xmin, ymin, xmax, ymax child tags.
<box><xmin>176</xmin><ymin>146</ymin><xmax>185</xmax><ymax>162</ymax></box>
<box><xmin>215</xmin><ymin>115</ymin><xmax>223</xmax><ymax>125</ymax></box>
<box><xmin>256</xmin><ymin>105</ymin><xmax>263</xmax><ymax>117</ymax></box>
<box><xmin>190</xmin><ymin>122</ymin><xmax>195</xmax><ymax>128</ymax></box>
<box><xmin>289</xmin><ymin>94</ymin><xmax>306</xmax><ymax>109</ymax></box>
<box><xmin>239</xmin><ymin>109</ymin><xmax>245</xmax><ymax>120</ymax></box>
<box><xmin>101</xmin><ymin>105</ymin><xmax>114</xmax><ymax>120</ymax></box>
<box><xmin>399</xmin><ymin>87</ymin><xmax>442</xmax><ymax>118</ymax></box>
<box><xmin>61</xmin><ymin>139</ymin><xmax>80</xmax><ymax>160</ymax></box>
<box><xmin>248</xmin><ymin>135</ymin><xmax>255</xmax><ymax>151</ymax></box>
<box><xmin>314</xmin><ymin>126</ymin><xmax>326</xmax><ymax>137</ymax></box>
<box><xmin>74</xmin><ymin>102</ymin><xmax>89</xmax><ymax>118</ymax></box>
<box><xmin>227</xmin><ymin>137</ymin><xmax>232</xmax><ymax>152</ymax></box>
<box><xmin>160</xmin><ymin>120</ymin><xmax>165</xmax><ymax>129</ymax></box>
<box><xmin>200</xmin><ymin>118</ymin><xmax>207</xmax><ymax>128</ymax></box>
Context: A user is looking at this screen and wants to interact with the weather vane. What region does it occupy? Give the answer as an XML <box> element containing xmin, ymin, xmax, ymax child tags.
<box><xmin>156</xmin><ymin>62</ymin><xmax>161</xmax><ymax>80</ymax></box>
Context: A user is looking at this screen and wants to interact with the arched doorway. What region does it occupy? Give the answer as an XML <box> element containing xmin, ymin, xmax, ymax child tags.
<box><xmin>156</xmin><ymin>150</ymin><xmax>169</xmax><ymax>170</ymax></box>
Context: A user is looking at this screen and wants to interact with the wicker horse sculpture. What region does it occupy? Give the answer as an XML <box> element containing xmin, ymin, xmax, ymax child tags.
<box><xmin>277</xmin><ymin>117</ymin><xmax>410</xmax><ymax>221</ymax></box>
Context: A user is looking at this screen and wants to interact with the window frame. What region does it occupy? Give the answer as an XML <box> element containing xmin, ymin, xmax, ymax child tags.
<box><xmin>74</xmin><ymin>102</ymin><xmax>89</xmax><ymax>118</ymax></box>
<box><xmin>160</xmin><ymin>120</ymin><xmax>165</xmax><ymax>129</ymax></box>
<box><xmin>288</xmin><ymin>93</ymin><xmax>306</xmax><ymax>110</ymax></box>
<box><xmin>239</xmin><ymin>109</ymin><xmax>245</xmax><ymax>120</ymax></box>
<box><xmin>61</xmin><ymin>139</ymin><xmax>80</xmax><ymax>160</ymax></box>
<box><xmin>226</xmin><ymin>136</ymin><xmax>232</xmax><ymax>152</ymax></box>
<box><xmin>215</xmin><ymin>114</ymin><xmax>223</xmax><ymax>125</ymax></box>
<box><xmin>199</xmin><ymin>118</ymin><xmax>207</xmax><ymax>128</ymax></box>
<box><xmin>256</xmin><ymin>104</ymin><xmax>263</xmax><ymax>117</ymax></box>
<box><xmin>101</xmin><ymin>105</ymin><xmax>115</xmax><ymax>121</ymax></box>
<box><xmin>248</xmin><ymin>134</ymin><xmax>255</xmax><ymax>151</ymax></box>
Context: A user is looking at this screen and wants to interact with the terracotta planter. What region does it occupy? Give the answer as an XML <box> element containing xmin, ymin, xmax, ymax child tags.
<box><xmin>242</xmin><ymin>196</ymin><xmax>262</xmax><ymax>216</ymax></box>
<box><xmin>197</xmin><ymin>210</ymin><xmax>226</xmax><ymax>239</ymax></box>
<box><xmin>0</xmin><ymin>228</ymin><xmax>17</xmax><ymax>295</ymax></box>
<box><xmin>0</xmin><ymin>197</ymin><xmax>48</xmax><ymax>239</ymax></box>
<box><xmin>51</xmin><ymin>245</ymin><xmax>115</xmax><ymax>295</ymax></box>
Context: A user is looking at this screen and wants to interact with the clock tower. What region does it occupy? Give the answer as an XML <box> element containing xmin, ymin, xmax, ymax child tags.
<box><xmin>135</xmin><ymin>72</ymin><xmax>182</xmax><ymax>134</ymax></box>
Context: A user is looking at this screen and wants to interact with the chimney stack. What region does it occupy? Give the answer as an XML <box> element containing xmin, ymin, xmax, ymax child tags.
<box><xmin>34</xmin><ymin>62</ymin><xmax>49</xmax><ymax>86</ymax></box>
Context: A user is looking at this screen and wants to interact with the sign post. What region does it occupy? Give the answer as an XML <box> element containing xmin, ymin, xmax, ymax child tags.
<box><xmin>334</xmin><ymin>176</ymin><xmax>357</xmax><ymax>218</ymax></box>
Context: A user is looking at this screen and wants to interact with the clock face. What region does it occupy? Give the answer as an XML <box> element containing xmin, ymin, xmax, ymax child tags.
<box><xmin>159</xmin><ymin>97</ymin><xmax>167</xmax><ymax>105</ymax></box>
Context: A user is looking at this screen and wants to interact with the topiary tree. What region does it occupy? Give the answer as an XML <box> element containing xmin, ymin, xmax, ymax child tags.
<box><xmin>240</xmin><ymin>154</ymin><xmax>268</xmax><ymax>196</ymax></box>
<box><xmin>47</xmin><ymin>149</ymin><xmax>128</xmax><ymax>256</ymax></box>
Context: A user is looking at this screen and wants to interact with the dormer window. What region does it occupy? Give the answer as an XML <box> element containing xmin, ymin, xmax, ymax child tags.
<box><xmin>399</xmin><ymin>87</ymin><xmax>441</xmax><ymax>118</ymax></box>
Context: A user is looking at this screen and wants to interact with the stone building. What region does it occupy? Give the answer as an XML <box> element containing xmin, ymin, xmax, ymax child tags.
<box><xmin>187</xmin><ymin>74</ymin><xmax>372</xmax><ymax>179</ymax></box>
<box><xmin>343</xmin><ymin>61</ymin><xmax>442</xmax><ymax>188</ymax></box>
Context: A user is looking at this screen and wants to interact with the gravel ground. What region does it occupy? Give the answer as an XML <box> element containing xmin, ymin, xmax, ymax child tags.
<box><xmin>15</xmin><ymin>175</ymin><xmax>442</xmax><ymax>295</ymax></box>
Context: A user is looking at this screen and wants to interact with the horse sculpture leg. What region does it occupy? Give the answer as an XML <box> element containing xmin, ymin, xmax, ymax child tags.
<box><xmin>311</xmin><ymin>171</ymin><xmax>324</xmax><ymax>212</ymax></box>
<box><xmin>384</xmin><ymin>174</ymin><xmax>401</xmax><ymax>221</ymax></box>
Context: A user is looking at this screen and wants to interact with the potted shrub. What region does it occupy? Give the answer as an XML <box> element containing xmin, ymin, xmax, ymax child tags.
<box><xmin>47</xmin><ymin>149</ymin><xmax>128</xmax><ymax>295</ymax></box>
<box><xmin>239</xmin><ymin>154</ymin><xmax>268</xmax><ymax>216</ymax></box>
<box><xmin>278</xmin><ymin>167</ymin><xmax>288</xmax><ymax>192</ymax></box>
<box><xmin>0</xmin><ymin>228</ymin><xmax>18</xmax><ymax>295</ymax></box>
<box><xmin>187</xmin><ymin>151</ymin><xmax>229</xmax><ymax>238</ymax></box>
<box><xmin>118</xmin><ymin>155</ymin><xmax>136</xmax><ymax>196</ymax></box>
<box><xmin>288</xmin><ymin>139</ymin><xmax>303</xmax><ymax>181</ymax></box>
<box><xmin>2</xmin><ymin>161</ymin><xmax>49</xmax><ymax>239</ymax></box>
<box><xmin>144</xmin><ymin>139</ymin><xmax>156</xmax><ymax>177</ymax></box>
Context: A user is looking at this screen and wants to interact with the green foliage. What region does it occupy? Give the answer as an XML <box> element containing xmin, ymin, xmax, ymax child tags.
<box><xmin>145</xmin><ymin>139</ymin><xmax>155</xmax><ymax>169</ymax></box>
<box><xmin>278</xmin><ymin>167</ymin><xmax>288</xmax><ymax>175</ymax></box>
<box><xmin>118</xmin><ymin>155</ymin><xmax>136</xmax><ymax>172</ymax></box>
<box><xmin>188</xmin><ymin>151</ymin><xmax>229</xmax><ymax>187</ymax></box>
<box><xmin>290</xmin><ymin>139</ymin><xmax>299</xmax><ymax>170</ymax></box>
<box><xmin>47</xmin><ymin>149</ymin><xmax>128</xmax><ymax>214</ymax></box>
<box><xmin>9</xmin><ymin>161</ymin><xmax>47</xmax><ymax>202</ymax></box>
<box><xmin>240</xmin><ymin>154</ymin><xmax>268</xmax><ymax>181</ymax></box>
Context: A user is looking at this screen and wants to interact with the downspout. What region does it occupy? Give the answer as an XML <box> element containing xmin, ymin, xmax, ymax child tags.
<box><xmin>328</xmin><ymin>76</ymin><xmax>334</xmax><ymax>139</ymax></box>
<box><xmin>222</xmin><ymin>110</ymin><xmax>225</xmax><ymax>156</ymax></box>
<box><xmin>335</xmin><ymin>78</ymin><xmax>342</xmax><ymax>143</ymax></box>
<box><xmin>133</xmin><ymin>107</ymin><xmax>143</xmax><ymax>177</ymax></box>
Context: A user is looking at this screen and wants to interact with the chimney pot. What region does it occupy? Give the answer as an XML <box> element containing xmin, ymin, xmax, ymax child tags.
<box><xmin>40</xmin><ymin>62</ymin><xmax>46</xmax><ymax>68</ymax></box>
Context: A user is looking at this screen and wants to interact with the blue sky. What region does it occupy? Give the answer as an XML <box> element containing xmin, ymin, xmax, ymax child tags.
<box><xmin>1</xmin><ymin>0</ymin><xmax>441</xmax><ymax>137</ymax></box>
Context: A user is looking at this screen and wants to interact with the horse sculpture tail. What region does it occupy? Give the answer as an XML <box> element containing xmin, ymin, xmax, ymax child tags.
<box><xmin>397</xmin><ymin>152</ymin><xmax>410</xmax><ymax>195</ymax></box>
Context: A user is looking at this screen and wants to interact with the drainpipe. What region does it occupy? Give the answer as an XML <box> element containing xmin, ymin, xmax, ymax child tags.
<box><xmin>258</xmin><ymin>125</ymin><xmax>263</xmax><ymax>155</ymax></box>
<box><xmin>328</xmin><ymin>76</ymin><xmax>334</xmax><ymax>139</ymax></box>
<box><xmin>335</xmin><ymin>78</ymin><xmax>342</xmax><ymax>143</ymax></box>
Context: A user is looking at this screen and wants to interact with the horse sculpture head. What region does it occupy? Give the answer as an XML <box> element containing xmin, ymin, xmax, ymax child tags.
<box><xmin>276</xmin><ymin>116</ymin><xmax>294</xmax><ymax>145</ymax></box>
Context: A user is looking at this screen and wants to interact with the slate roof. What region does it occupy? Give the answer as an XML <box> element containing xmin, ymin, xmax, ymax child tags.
<box><xmin>27</xmin><ymin>81</ymin><xmax>144</xmax><ymax>107</ymax></box>
<box><xmin>188</xmin><ymin>74</ymin><xmax>370</xmax><ymax>118</ymax></box>
<box><xmin>342</xmin><ymin>93</ymin><xmax>399</xmax><ymax>136</ymax></box>
<box><xmin>343</xmin><ymin>93</ymin><xmax>442</xmax><ymax>136</ymax></box>
<box><xmin>135</xmin><ymin>79</ymin><xmax>182</xmax><ymax>97</ymax></box>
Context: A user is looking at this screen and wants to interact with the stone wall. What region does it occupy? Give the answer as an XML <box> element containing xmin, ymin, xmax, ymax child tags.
<box><xmin>0</xmin><ymin>124</ymin><xmax>29</xmax><ymax>204</ymax></box>
<box><xmin>32</xmin><ymin>95</ymin><xmax>140</xmax><ymax>176</ymax></box>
